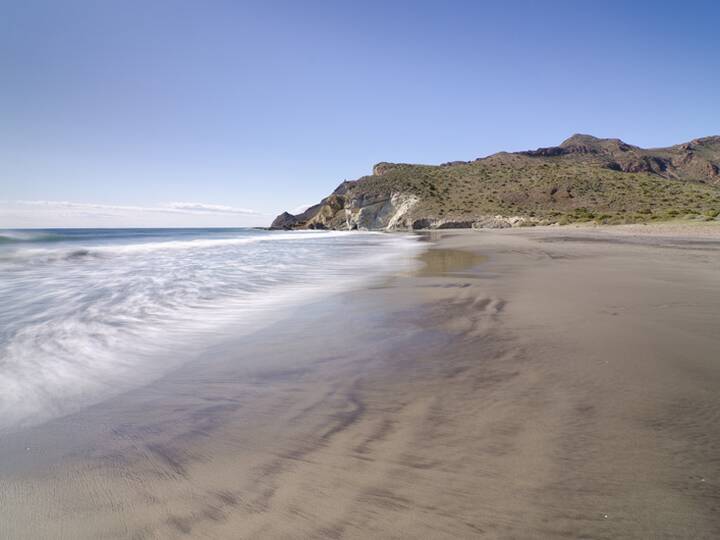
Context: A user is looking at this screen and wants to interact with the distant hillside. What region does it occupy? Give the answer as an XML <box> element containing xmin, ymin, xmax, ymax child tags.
<box><xmin>272</xmin><ymin>135</ymin><xmax>720</xmax><ymax>230</ymax></box>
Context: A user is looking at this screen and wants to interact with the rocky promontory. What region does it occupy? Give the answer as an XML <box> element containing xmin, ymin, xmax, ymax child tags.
<box><xmin>272</xmin><ymin>134</ymin><xmax>720</xmax><ymax>230</ymax></box>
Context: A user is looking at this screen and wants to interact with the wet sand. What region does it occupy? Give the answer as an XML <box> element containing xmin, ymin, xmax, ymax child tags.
<box><xmin>2</xmin><ymin>225</ymin><xmax>720</xmax><ymax>539</ymax></box>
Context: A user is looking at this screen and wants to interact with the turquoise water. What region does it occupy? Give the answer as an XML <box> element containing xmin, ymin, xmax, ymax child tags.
<box><xmin>0</xmin><ymin>228</ymin><xmax>421</xmax><ymax>432</ymax></box>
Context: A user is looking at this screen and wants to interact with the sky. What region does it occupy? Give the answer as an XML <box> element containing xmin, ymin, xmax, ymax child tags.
<box><xmin>1</xmin><ymin>0</ymin><xmax>719</xmax><ymax>227</ymax></box>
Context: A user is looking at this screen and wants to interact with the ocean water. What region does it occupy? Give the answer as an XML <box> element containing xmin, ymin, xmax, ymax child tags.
<box><xmin>0</xmin><ymin>228</ymin><xmax>422</xmax><ymax>432</ymax></box>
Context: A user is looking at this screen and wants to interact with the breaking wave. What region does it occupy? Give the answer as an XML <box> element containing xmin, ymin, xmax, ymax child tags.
<box><xmin>0</xmin><ymin>228</ymin><xmax>421</xmax><ymax>432</ymax></box>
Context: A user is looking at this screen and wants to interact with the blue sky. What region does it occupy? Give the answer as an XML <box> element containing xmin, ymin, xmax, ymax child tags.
<box><xmin>2</xmin><ymin>0</ymin><xmax>719</xmax><ymax>227</ymax></box>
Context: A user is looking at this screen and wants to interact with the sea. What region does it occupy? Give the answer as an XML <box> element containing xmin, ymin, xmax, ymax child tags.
<box><xmin>0</xmin><ymin>228</ymin><xmax>422</xmax><ymax>432</ymax></box>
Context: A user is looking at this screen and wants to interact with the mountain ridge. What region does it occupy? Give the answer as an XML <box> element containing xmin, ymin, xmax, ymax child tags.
<box><xmin>272</xmin><ymin>135</ymin><xmax>720</xmax><ymax>230</ymax></box>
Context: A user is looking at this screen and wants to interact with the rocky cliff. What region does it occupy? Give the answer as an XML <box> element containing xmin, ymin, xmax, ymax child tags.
<box><xmin>271</xmin><ymin>134</ymin><xmax>720</xmax><ymax>230</ymax></box>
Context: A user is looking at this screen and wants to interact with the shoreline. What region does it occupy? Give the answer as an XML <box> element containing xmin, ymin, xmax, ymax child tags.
<box><xmin>0</xmin><ymin>228</ymin><xmax>422</xmax><ymax>436</ymax></box>
<box><xmin>2</xmin><ymin>226</ymin><xmax>720</xmax><ymax>538</ymax></box>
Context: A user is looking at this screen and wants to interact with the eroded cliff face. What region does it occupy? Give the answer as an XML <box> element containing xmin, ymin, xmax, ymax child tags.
<box><xmin>271</xmin><ymin>190</ymin><xmax>421</xmax><ymax>231</ymax></box>
<box><xmin>340</xmin><ymin>192</ymin><xmax>419</xmax><ymax>230</ymax></box>
<box><xmin>270</xmin><ymin>186</ymin><xmax>532</xmax><ymax>231</ymax></box>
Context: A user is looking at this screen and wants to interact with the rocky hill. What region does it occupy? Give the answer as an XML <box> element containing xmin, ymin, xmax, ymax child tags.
<box><xmin>271</xmin><ymin>134</ymin><xmax>720</xmax><ymax>230</ymax></box>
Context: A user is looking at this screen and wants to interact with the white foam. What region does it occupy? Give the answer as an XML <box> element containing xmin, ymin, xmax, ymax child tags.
<box><xmin>0</xmin><ymin>230</ymin><xmax>422</xmax><ymax>432</ymax></box>
<box><xmin>1</xmin><ymin>230</ymin><xmax>356</xmax><ymax>262</ymax></box>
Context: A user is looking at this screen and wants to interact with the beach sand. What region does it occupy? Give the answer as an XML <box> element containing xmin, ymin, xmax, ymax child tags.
<box><xmin>2</xmin><ymin>224</ymin><xmax>720</xmax><ymax>539</ymax></box>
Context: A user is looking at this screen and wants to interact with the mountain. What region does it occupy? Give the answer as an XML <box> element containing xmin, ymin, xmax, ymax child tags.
<box><xmin>271</xmin><ymin>135</ymin><xmax>720</xmax><ymax>230</ymax></box>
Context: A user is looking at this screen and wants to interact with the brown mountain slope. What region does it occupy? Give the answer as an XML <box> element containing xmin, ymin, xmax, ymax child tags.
<box><xmin>272</xmin><ymin>135</ymin><xmax>720</xmax><ymax>230</ymax></box>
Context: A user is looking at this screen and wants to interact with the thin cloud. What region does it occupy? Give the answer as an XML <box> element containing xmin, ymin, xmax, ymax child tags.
<box><xmin>290</xmin><ymin>203</ymin><xmax>314</xmax><ymax>215</ymax></box>
<box><xmin>164</xmin><ymin>202</ymin><xmax>259</xmax><ymax>215</ymax></box>
<box><xmin>0</xmin><ymin>200</ymin><xmax>267</xmax><ymax>228</ymax></box>
<box><xmin>13</xmin><ymin>200</ymin><xmax>261</xmax><ymax>216</ymax></box>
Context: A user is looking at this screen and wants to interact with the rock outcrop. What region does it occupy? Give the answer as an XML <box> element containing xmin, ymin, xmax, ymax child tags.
<box><xmin>270</xmin><ymin>212</ymin><xmax>299</xmax><ymax>230</ymax></box>
<box><xmin>272</xmin><ymin>189</ymin><xmax>420</xmax><ymax>231</ymax></box>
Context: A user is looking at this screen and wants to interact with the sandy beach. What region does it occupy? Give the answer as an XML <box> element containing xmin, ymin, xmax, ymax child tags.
<box><xmin>2</xmin><ymin>224</ymin><xmax>720</xmax><ymax>539</ymax></box>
